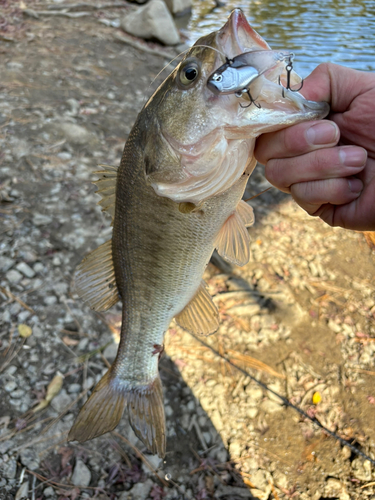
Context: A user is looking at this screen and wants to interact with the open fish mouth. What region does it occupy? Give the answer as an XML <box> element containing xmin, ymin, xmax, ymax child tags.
<box><xmin>212</xmin><ymin>9</ymin><xmax>329</xmax><ymax>122</ymax></box>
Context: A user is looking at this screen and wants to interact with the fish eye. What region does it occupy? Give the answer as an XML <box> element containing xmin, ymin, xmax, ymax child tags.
<box><xmin>178</xmin><ymin>59</ymin><xmax>201</xmax><ymax>88</ymax></box>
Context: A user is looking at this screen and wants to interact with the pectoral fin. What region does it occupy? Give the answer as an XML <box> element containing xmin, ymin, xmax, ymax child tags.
<box><xmin>215</xmin><ymin>211</ymin><xmax>251</xmax><ymax>267</ymax></box>
<box><xmin>74</xmin><ymin>240</ymin><xmax>120</xmax><ymax>311</ymax></box>
<box><xmin>175</xmin><ymin>281</ymin><xmax>219</xmax><ymax>336</ymax></box>
<box><xmin>237</xmin><ymin>200</ymin><xmax>255</xmax><ymax>227</ymax></box>
<box><xmin>93</xmin><ymin>164</ymin><xmax>118</xmax><ymax>222</ymax></box>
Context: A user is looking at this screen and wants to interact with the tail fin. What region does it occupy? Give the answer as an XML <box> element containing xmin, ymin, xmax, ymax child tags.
<box><xmin>68</xmin><ymin>372</ymin><xmax>166</xmax><ymax>458</ymax></box>
<box><xmin>68</xmin><ymin>370</ymin><xmax>126</xmax><ymax>443</ymax></box>
<box><xmin>128</xmin><ymin>377</ymin><xmax>166</xmax><ymax>458</ymax></box>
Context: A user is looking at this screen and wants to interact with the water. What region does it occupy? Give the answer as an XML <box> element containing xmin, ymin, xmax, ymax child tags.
<box><xmin>186</xmin><ymin>0</ymin><xmax>375</xmax><ymax>77</ymax></box>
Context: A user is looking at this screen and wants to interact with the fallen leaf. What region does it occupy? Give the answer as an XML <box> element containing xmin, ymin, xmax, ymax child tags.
<box><xmin>33</xmin><ymin>373</ymin><xmax>64</xmax><ymax>413</ymax></box>
<box><xmin>62</xmin><ymin>336</ymin><xmax>79</xmax><ymax>346</ymax></box>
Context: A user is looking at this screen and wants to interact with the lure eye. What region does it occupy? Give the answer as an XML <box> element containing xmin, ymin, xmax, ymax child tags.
<box><xmin>178</xmin><ymin>59</ymin><xmax>201</xmax><ymax>87</ymax></box>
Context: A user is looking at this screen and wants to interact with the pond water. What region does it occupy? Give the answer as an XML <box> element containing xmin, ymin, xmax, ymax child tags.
<box><xmin>185</xmin><ymin>0</ymin><xmax>375</xmax><ymax>77</ymax></box>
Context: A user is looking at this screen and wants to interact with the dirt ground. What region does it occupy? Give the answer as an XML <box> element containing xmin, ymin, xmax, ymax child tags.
<box><xmin>0</xmin><ymin>2</ymin><xmax>375</xmax><ymax>500</ymax></box>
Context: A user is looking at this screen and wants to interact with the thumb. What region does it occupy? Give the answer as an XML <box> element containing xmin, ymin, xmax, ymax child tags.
<box><xmin>298</xmin><ymin>62</ymin><xmax>374</xmax><ymax>113</ymax></box>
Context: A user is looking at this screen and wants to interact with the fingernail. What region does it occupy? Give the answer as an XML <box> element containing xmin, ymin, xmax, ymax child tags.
<box><xmin>306</xmin><ymin>122</ymin><xmax>338</xmax><ymax>145</ymax></box>
<box><xmin>348</xmin><ymin>178</ymin><xmax>363</xmax><ymax>193</ymax></box>
<box><xmin>339</xmin><ymin>146</ymin><xmax>367</xmax><ymax>167</ymax></box>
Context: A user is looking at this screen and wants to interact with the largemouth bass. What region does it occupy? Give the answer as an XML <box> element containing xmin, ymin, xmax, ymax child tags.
<box><xmin>68</xmin><ymin>9</ymin><xmax>329</xmax><ymax>457</ymax></box>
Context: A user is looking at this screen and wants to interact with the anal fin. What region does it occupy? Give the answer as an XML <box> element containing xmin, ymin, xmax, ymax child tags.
<box><xmin>74</xmin><ymin>240</ymin><xmax>120</xmax><ymax>311</ymax></box>
<box><xmin>215</xmin><ymin>210</ymin><xmax>251</xmax><ymax>267</ymax></box>
<box><xmin>68</xmin><ymin>370</ymin><xmax>126</xmax><ymax>443</ymax></box>
<box><xmin>175</xmin><ymin>280</ymin><xmax>219</xmax><ymax>336</ymax></box>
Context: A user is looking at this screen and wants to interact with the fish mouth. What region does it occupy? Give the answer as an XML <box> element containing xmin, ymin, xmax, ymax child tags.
<box><xmin>217</xmin><ymin>8</ymin><xmax>270</xmax><ymax>59</ymax></box>
<box><xmin>213</xmin><ymin>9</ymin><xmax>329</xmax><ymax>122</ymax></box>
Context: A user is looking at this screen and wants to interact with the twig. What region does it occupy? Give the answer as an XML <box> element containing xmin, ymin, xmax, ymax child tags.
<box><xmin>0</xmin><ymin>286</ymin><xmax>35</xmax><ymax>314</ymax></box>
<box><xmin>0</xmin><ymin>338</ymin><xmax>26</xmax><ymax>373</ymax></box>
<box><xmin>244</xmin><ymin>186</ymin><xmax>272</xmax><ymax>202</ymax></box>
<box><xmin>113</xmin><ymin>32</ymin><xmax>176</xmax><ymax>60</ymax></box>
<box><xmin>361</xmin><ymin>482</ymin><xmax>375</xmax><ymax>489</ymax></box>
<box><xmin>111</xmin><ymin>431</ymin><xmax>169</xmax><ymax>487</ymax></box>
<box><xmin>45</xmin><ymin>1</ymin><xmax>126</xmax><ymax>10</ymax></box>
<box><xmin>189</xmin><ymin>333</ymin><xmax>375</xmax><ymax>467</ymax></box>
<box><xmin>108</xmin><ymin>438</ymin><xmax>132</xmax><ymax>468</ymax></box>
<box><xmin>23</xmin><ymin>9</ymin><xmax>91</xmax><ymax>18</ymax></box>
<box><xmin>188</xmin><ymin>414</ymin><xmax>208</xmax><ymax>451</ymax></box>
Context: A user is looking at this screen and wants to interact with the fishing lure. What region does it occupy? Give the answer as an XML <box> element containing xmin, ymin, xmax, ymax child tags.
<box><xmin>207</xmin><ymin>50</ymin><xmax>303</xmax><ymax>108</ymax></box>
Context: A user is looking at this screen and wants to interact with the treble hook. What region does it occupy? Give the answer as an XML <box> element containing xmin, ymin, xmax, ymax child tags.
<box><xmin>281</xmin><ymin>59</ymin><xmax>304</xmax><ymax>97</ymax></box>
<box><xmin>238</xmin><ymin>89</ymin><xmax>261</xmax><ymax>109</ymax></box>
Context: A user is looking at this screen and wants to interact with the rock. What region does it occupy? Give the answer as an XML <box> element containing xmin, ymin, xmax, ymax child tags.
<box><xmin>16</xmin><ymin>262</ymin><xmax>35</xmax><ymax>278</ymax></box>
<box><xmin>122</xmin><ymin>479</ymin><xmax>154</xmax><ymax>499</ymax></box>
<box><xmin>50</xmin><ymin>389</ymin><xmax>72</xmax><ymax>413</ymax></box>
<box><xmin>216</xmin><ymin>485</ymin><xmax>253</xmax><ymax>498</ymax></box>
<box><xmin>15</xmin><ymin>482</ymin><xmax>29</xmax><ymax>500</ymax></box>
<box><xmin>0</xmin><ymin>256</ymin><xmax>15</xmax><ymax>273</ymax></box>
<box><xmin>20</xmin><ymin>448</ymin><xmax>40</xmax><ymax>470</ymax></box>
<box><xmin>3</xmin><ymin>457</ymin><xmax>17</xmax><ymax>479</ymax></box>
<box><xmin>33</xmin><ymin>213</ymin><xmax>52</xmax><ymax>226</ymax></box>
<box><xmin>103</xmin><ymin>342</ymin><xmax>118</xmax><ymax>362</ymax></box>
<box><xmin>351</xmin><ymin>458</ymin><xmax>372</xmax><ymax>481</ymax></box>
<box><xmin>164</xmin><ymin>0</ymin><xmax>192</xmax><ymax>16</ymax></box>
<box><xmin>260</xmin><ymin>399</ymin><xmax>283</xmax><ymax>414</ymax></box>
<box><xmin>43</xmin><ymin>486</ymin><xmax>55</xmax><ymax>497</ymax></box>
<box><xmin>54</xmin><ymin>122</ymin><xmax>98</xmax><ymax>147</ymax></box>
<box><xmin>141</xmin><ymin>454</ymin><xmax>162</xmax><ymax>473</ymax></box>
<box><xmin>4</xmin><ymin>381</ymin><xmax>17</xmax><ymax>392</ymax></box>
<box><xmin>227</xmin><ymin>303</ymin><xmax>261</xmax><ymax>317</ymax></box>
<box><xmin>6</xmin><ymin>269</ymin><xmax>23</xmax><ymax>284</ymax></box>
<box><xmin>71</xmin><ymin>459</ymin><xmax>91</xmax><ymax>487</ymax></box>
<box><xmin>121</xmin><ymin>0</ymin><xmax>180</xmax><ymax>46</ymax></box>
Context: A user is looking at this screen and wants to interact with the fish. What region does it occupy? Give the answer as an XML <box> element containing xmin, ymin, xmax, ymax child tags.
<box><xmin>68</xmin><ymin>9</ymin><xmax>329</xmax><ymax>457</ymax></box>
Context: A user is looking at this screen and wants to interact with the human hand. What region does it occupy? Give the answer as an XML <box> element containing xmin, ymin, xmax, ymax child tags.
<box><xmin>254</xmin><ymin>63</ymin><xmax>375</xmax><ymax>231</ymax></box>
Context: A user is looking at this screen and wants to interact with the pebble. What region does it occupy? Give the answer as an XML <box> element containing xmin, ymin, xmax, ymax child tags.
<box><xmin>0</xmin><ymin>256</ymin><xmax>15</xmax><ymax>273</ymax></box>
<box><xmin>44</xmin><ymin>296</ymin><xmax>57</xmax><ymax>305</ymax></box>
<box><xmin>68</xmin><ymin>383</ymin><xmax>81</xmax><ymax>393</ymax></box>
<box><xmin>71</xmin><ymin>459</ymin><xmax>91</xmax><ymax>487</ymax></box>
<box><xmin>20</xmin><ymin>448</ymin><xmax>40</xmax><ymax>470</ymax></box>
<box><xmin>51</xmin><ymin>389</ymin><xmax>72</xmax><ymax>413</ymax></box>
<box><xmin>43</xmin><ymin>486</ymin><xmax>55</xmax><ymax>497</ymax></box>
<box><xmin>260</xmin><ymin>399</ymin><xmax>283</xmax><ymax>413</ymax></box>
<box><xmin>33</xmin><ymin>213</ymin><xmax>52</xmax><ymax>226</ymax></box>
<box><xmin>3</xmin><ymin>457</ymin><xmax>17</xmax><ymax>479</ymax></box>
<box><xmin>16</xmin><ymin>262</ymin><xmax>35</xmax><ymax>278</ymax></box>
<box><xmin>6</xmin><ymin>269</ymin><xmax>23</xmax><ymax>284</ymax></box>
<box><xmin>4</xmin><ymin>381</ymin><xmax>17</xmax><ymax>392</ymax></box>
<box><xmin>121</xmin><ymin>479</ymin><xmax>154</xmax><ymax>499</ymax></box>
<box><xmin>33</xmin><ymin>262</ymin><xmax>44</xmax><ymax>273</ymax></box>
<box><xmin>15</xmin><ymin>482</ymin><xmax>29</xmax><ymax>500</ymax></box>
<box><xmin>103</xmin><ymin>342</ymin><xmax>118</xmax><ymax>362</ymax></box>
<box><xmin>10</xmin><ymin>389</ymin><xmax>25</xmax><ymax>399</ymax></box>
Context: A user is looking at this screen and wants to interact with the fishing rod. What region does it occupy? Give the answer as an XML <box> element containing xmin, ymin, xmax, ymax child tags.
<box><xmin>189</xmin><ymin>333</ymin><xmax>375</xmax><ymax>467</ymax></box>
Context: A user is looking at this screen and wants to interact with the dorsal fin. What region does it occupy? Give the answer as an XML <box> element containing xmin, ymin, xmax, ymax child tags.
<box><xmin>175</xmin><ymin>280</ymin><xmax>219</xmax><ymax>336</ymax></box>
<box><xmin>93</xmin><ymin>164</ymin><xmax>118</xmax><ymax>222</ymax></box>
<box><xmin>74</xmin><ymin>240</ymin><xmax>120</xmax><ymax>311</ymax></box>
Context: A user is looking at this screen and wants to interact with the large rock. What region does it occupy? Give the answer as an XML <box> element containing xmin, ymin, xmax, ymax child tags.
<box><xmin>121</xmin><ymin>0</ymin><xmax>180</xmax><ymax>46</ymax></box>
<box><xmin>164</xmin><ymin>0</ymin><xmax>192</xmax><ymax>16</ymax></box>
